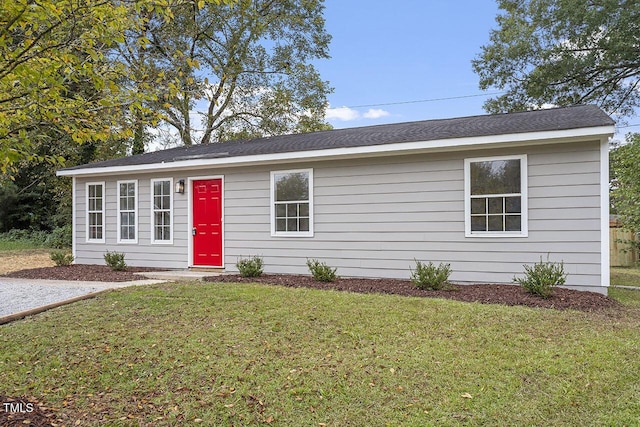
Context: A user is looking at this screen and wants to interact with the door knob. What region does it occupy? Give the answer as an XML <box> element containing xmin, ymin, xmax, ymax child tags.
<box><xmin>192</xmin><ymin>227</ymin><xmax>197</xmax><ymax>236</ymax></box>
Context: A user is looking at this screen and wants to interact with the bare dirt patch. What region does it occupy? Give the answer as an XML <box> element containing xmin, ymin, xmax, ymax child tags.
<box><xmin>207</xmin><ymin>274</ymin><xmax>619</xmax><ymax>312</ymax></box>
<box><xmin>0</xmin><ymin>250</ymin><xmax>53</xmax><ymax>275</ymax></box>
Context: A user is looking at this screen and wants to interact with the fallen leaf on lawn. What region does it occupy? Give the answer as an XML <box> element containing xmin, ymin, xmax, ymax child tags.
<box><xmin>265</xmin><ymin>415</ymin><xmax>274</xmax><ymax>423</ymax></box>
<box><xmin>461</xmin><ymin>393</ymin><xmax>473</xmax><ymax>399</ymax></box>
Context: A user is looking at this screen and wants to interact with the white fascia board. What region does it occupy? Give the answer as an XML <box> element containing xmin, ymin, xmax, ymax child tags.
<box><xmin>57</xmin><ymin>125</ymin><xmax>614</xmax><ymax>178</ymax></box>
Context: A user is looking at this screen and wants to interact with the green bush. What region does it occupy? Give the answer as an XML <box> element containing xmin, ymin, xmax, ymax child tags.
<box><xmin>50</xmin><ymin>251</ymin><xmax>74</xmax><ymax>267</ymax></box>
<box><xmin>236</xmin><ymin>255</ymin><xmax>264</xmax><ymax>277</ymax></box>
<box><xmin>410</xmin><ymin>260</ymin><xmax>451</xmax><ymax>290</ymax></box>
<box><xmin>307</xmin><ymin>259</ymin><xmax>338</xmax><ymax>282</ymax></box>
<box><xmin>0</xmin><ymin>229</ymin><xmax>48</xmax><ymax>246</ymax></box>
<box><xmin>46</xmin><ymin>225</ymin><xmax>72</xmax><ymax>249</ymax></box>
<box><xmin>513</xmin><ymin>258</ymin><xmax>567</xmax><ymax>298</ymax></box>
<box><xmin>104</xmin><ymin>251</ymin><xmax>127</xmax><ymax>271</ymax></box>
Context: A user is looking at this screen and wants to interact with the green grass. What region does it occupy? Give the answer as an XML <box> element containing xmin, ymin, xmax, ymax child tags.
<box><xmin>2</xmin><ymin>282</ymin><xmax>640</xmax><ymax>425</ymax></box>
<box><xmin>611</xmin><ymin>266</ymin><xmax>640</xmax><ymax>287</ymax></box>
<box><xmin>0</xmin><ymin>238</ymin><xmax>47</xmax><ymax>251</ymax></box>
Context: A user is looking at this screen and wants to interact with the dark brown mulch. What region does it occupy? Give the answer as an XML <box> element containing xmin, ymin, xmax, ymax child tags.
<box><xmin>206</xmin><ymin>274</ymin><xmax>620</xmax><ymax>312</ymax></box>
<box><xmin>0</xmin><ymin>395</ymin><xmax>59</xmax><ymax>427</ymax></box>
<box><xmin>3</xmin><ymin>264</ymin><xmax>161</xmax><ymax>282</ymax></box>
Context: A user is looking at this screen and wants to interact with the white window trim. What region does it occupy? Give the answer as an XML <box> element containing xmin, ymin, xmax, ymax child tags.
<box><xmin>151</xmin><ymin>178</ymin><xmax>174</xmax><ymax>244</ymax></box>
<box><xmin>464</xmin><ymin>154</ymin><xmax>528</xmax><ymax>238</ymax></box>
<box><xmin>117</xmin><ymin>180</ymin><xmax>138</xmax><ymax>244</ymax></box>
<box><xmin>270</xmin><ymin>168</ymin><xmax>314</xmax><ymax>237</ymax></box>
<box><xmin>86</xmin><ymin>181</ymin><xmax>105</xmax><ymax>243</ymax></box>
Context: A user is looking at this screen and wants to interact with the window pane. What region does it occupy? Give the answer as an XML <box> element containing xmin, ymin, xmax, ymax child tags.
<box><xmin>505</xmin><ymin>197</ymin><xmax>521</xmax><ymax>213</ymax></box>
<box><xmin>154</xmin><ymin>196</ymin><xmax>161</xmax><ymax>210</ymax></box>
<box><xmin>276</xmin><ymin>204</ymin><xmax>286</xmax><ymax>217</ymax></box>
<box><xmin>471</xmin><ymin>216</ymin><xmax>486</xmax><ymax>231</ymax></box>
<box><xmin>128</xmin><ymin>212</ymin><xmax>135</xmax><ymax>226</ymax></box>
<box><xmin>287</xmin><ymin>218</ymin><xmax>298</xmax><ymax>231</ymax></box>
<box><xmin>95</xmin><ymin>185</ymin><xmax>102</xmax><ymax>197</ymax></box>
<box><xmin>128</xmin><ymin>184</ymin><xmax>135</xmax><ymax>197</ymax></box>
<box><xmin>162</xmin><ymin>196</ymin><xmax>170</xmax><ymax>210</ymax></box>
<box><xmin>120</xmin><ymin>212</ymin><xmax>128</xmax><ymax>226</ymax></box>
<box><xmin>488</xmin><ymin>197</ymin><xmax>503</xmax><ymax>214</ymax></box>
<box><xmin>89</xmin><ymin>185</ymin><xmax>96</xmax><ymax>198</ymax></box>
<box><xmin>299</xmin><ymin>217</ymin><xmax>309</xmax><ymax>232</ymax></box>
<box><xmin>95</xmin><ymin>199</ymin><xmax>102</xmax><ymax>211</ymax></box>
<box><xmin>276</xmin><ymin>218</ymin><xmax>286</xmax><ymax>231</ymax></box>
<box><xmin>287</xmin><ymin>203</ymin><xmax>298</xmax><ymax>217</ymax></box>
<box><xmin>488</xmin><ymin>215</ymin><xmax>503</xmax><ymax>231</ymax></box>
<box><xmin>505</xmin><ymin>215</ymin><xmax>521</xmax><ymax>231</ymax></box>
<box><xmin>162</xmin><ymin>181</ymin><xmax>170</xmax><ymax>195</ymax></box>
<box><xmin>299</xmin><ymin>203</ymin><xmax>309</xmax><ymax>217</ymax></box>
<box><xmin>470</xmin><ymin>160</ymin><xmax>520</xmax><ymax>195</ymax></box>
<box><xmin>154</xmin><ymin>182</ymin><xmax>163</xmax><ymax>195</ymax></box>
<box><xmin>471</xmin><ymin>198</ymin><xmax>485</xmax><ymax>214</ymax></box>
<box><xmin>275</xmin><ymin>172</ymin><xmax>309</xmax><ymax>201</ymax></box>
<box><xmin>89</xmin><ymin>199</ymin><xmax>96</xmax><ymax>211</ymax></box>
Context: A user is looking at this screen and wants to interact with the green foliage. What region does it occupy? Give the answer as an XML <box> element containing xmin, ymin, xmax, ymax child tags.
<box><xmin>122</xmin><ymin>0</ymin><xmax>332</xmax><ymax>145</ymax></box>
<box><xmin>410</xmin><ymin>260</ymin><xmax>452</xmax><ymax>290</ymax></box>
<box><xmin>50</xmin><ymin>251</ymin><xmax>74</xmax><ymax>267</ymax></box>
<box><xmin>513</xmin><ymin>258</ymin><xmax>567</xmax><ymax>298</ymax></box>
<box><xmin>306</xmin><ymin>259</ymin><xmax>338</xmax><ymax>282</ymax></box>
<box><xmin>236</xmin><ymin>256</ymin><xmax>264</xmax><ymax>278</ymax></box>
<box><xmin>104</xmin><ymin>251</ymin><xmax>127</xmax><ymax>271</ymax></box>
<box><xmin>46</xmin><ymin>225</ymin><xmax>73</xmax><ymax>249</ymax></box>
<box><xmin>473</xmin><ymin>0</ymin><xmax>640</xmax><ymax>119</ymax></box>
<box><xmin>0</xmin><ymin>229</ymin><xmax>48</xmax><ymax>246</ymax></box>
<box><xmin>611</xmin><ymin>134</ymin><xmax>640</xmax><ymax>235</ymax></box>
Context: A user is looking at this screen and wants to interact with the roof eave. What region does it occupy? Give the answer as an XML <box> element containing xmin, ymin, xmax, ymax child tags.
<box><xmin>56</xmin><ymin>125</ymin><xmax>615</xmax><ymax>178</ymax></box>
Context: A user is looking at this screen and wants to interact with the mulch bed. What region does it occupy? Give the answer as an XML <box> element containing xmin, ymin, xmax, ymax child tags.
<box><xmin>3</xmin><ymin>264</ymin><xmax>161</xmax><ymax>282</ymax></box>
<box><xmin>2</xmin><ymin>265</ymin><xmax>620</xmax><ymax>312</ymax></box>
<box><xmin>206</xmin><ymin>274</ymin><xmax>620</xmax><ymax>312</ymax></box>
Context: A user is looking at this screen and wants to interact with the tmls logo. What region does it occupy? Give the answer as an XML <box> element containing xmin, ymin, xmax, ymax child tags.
<box><xmin>3</xmin><ymin>402</ymin><xmax>34</xmax><ymax>413</ymax></box>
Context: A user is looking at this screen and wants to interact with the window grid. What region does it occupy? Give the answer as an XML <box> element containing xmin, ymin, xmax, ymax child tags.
<box><xmin>271</xmin><ymin>169</ymin><xmax>313</xmax><ymax>237</ymax></box>
<box><xmin>118</xmin><ymin>181</ymin><xmax>136</xmax><ymax>242</ymax></box>
<box><xmin>152</xmin><ymin>179</ymin><xmax>172</xmax><ymax>243</ymax></box>
<box><xmin>87</xmin><ymin>183</ymin><xmax>104</xmax><ymax>241</ymax></box>
<box><xmin>465</xmin><ymin>155</ymin><xmax>527</xmax><ymax>237</ymax></box>
<box><xmin>274</xmin><ymin>200</ymin><xmax>310</xmax><ymax>233</ymax></box>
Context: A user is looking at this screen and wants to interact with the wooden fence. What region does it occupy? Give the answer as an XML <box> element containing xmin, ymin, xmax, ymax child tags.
<box><xmin>610</xmin><ymin>227</ymin><xmax>639</xmax><ymax>267</ymax></box>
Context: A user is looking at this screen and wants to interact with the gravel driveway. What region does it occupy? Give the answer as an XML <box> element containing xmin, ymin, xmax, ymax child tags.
<box><xmin>0</xmin><ymin>277</ymin><xmax>163</xmax><ymax>321</ymax></box>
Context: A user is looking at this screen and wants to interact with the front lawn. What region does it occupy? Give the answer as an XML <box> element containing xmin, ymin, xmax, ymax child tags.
<box><xmin>1</xmin><ymin>282</ymin><xmax>640</xmax><ymax>425</ymax></box>
<box><xmin>611</xmin><ymin>266</ymin><xmax>640</xmax><ymax>287</ymax></box>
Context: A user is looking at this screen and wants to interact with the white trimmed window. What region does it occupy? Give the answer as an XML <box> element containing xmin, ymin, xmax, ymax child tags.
<box><xmin>117</xmin><ymin>180</ymin><xmax>137</xmax><ymax>243</ymax></box>
<box><xmin>86</xmin><ymin>182</ymin><xmax>105</xmax><ymax>242</ymax></box>
<box><xmin>464</xmin><ymin>155</ymin><xmax>528</xmax><ymax>237</ymax></box>
<box><xmin>151</xmin><ymin>178</ymin><xmax>173</xmax><ymax>243</ymax></box>
<box><xmin>271</xmin><ymin>169</ymin><xmax>313</xmax><ymax>237</ymax></box>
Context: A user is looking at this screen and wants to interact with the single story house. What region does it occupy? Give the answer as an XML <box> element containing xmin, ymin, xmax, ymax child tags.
<box><xmin>57</xmin><ymin>105</ymin><xmax>615</xmax><ymax>294</ymax></box>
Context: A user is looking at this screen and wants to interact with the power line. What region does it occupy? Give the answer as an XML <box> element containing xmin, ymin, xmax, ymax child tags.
<box><xmin>344</xmin><ymin>91</ymin><xmax>505</xmax><ymax>109</ymax></box>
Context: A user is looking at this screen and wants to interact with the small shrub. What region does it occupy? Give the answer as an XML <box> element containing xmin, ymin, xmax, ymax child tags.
<box><xmin>513</xmin><ymin>258</ymin><xmax>567</xmax><ymax>298</ymax></box>
<box><xmin>236</xmin><ymin>255</ymin><xmax>264</xmax><ymax>277</ymax></box>
<box><xmin>50</xmin><ymin>251</ymin><xmax>74</xmax><ymax>267</ymax></box>
<box><xmin>307</xmin><ymin>259</ymin><xmax>338</xmax><ymax>282</ymax></box>
<box><xmin>104</xmin><ymin>251</ymin><xmax>127</xmax><ymax>271</ymax></box>
<box><xmin>410</xmin><ymin>260</ymin><xmax>451</xmax><ymax>290</ymax></box>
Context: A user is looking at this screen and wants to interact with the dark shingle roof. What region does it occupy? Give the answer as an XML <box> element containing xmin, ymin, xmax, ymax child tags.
<box><xmin>60</xmin><ymin>105</ymin><xmax>614</xmax><ymax>172</ymax></box>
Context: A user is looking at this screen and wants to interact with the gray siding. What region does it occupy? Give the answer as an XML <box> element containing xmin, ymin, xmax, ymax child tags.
<box><xmin>73</xmin><ymin>140</ymin><xmax>603</xmax><ymax>291</ymax></box>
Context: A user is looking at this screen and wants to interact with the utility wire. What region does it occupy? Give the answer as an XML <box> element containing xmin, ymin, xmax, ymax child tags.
<box><xmin>344</xmin><ymin>91</ymin><xmax>505</xmax><ymax>109</ymax></box>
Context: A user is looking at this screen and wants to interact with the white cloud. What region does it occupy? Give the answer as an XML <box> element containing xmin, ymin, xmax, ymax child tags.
<box><xmin>326</xmin><ymin>106</ymin><xmax>360</xmax><ymax>121</ymax></box>
<box><xmin>326</xmin><ymin>106</ymin><xmax>391</xmax><ymax>121</ymax></box>
<box><xmin>363</xmin><ymin>108</ymin><xmax>390</xmax><ymax>119</ymax></box>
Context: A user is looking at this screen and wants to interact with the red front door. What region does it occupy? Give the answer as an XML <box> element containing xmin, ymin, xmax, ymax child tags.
<box><xmin>192</xmin><ymin>179</ymin><xmax>223</xmax><ymax>267</ymax></box>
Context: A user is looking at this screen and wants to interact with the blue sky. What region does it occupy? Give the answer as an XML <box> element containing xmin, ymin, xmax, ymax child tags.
<box><xmin>318</xmin><ymin>1</ymin><xmax>502</xmax><ymax>129</ymax></box>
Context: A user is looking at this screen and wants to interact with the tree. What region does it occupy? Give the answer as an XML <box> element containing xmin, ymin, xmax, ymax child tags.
<box><xmin>0</xmin><ymin>0</ymin><xmax>230</xmax><ymax>172</ymax></box>
<box><xmin>610</xmin><ymin>133</ymin><xmax>640</xmax><ymax>232</ymax></box>
<box><xmin>119</xmin><ymin>0</ymin><xmax>332</xmax><ymax>146</ymax></box>
<box><xmin>473</xmin><ymin>0</ymin><xmax>640</xmax><ymax>119</ymax></box>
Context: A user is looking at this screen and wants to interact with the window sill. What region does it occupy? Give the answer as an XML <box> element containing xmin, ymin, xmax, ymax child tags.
<box><xmin>465</xmin><ymin>232</ymin><xmax>528</xmax><ymax>238</ymax></box>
